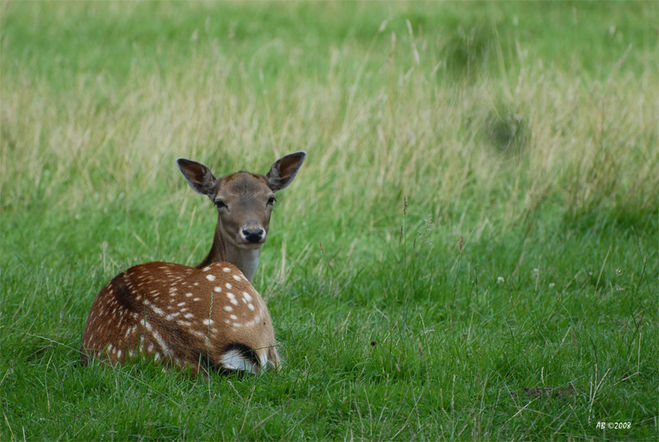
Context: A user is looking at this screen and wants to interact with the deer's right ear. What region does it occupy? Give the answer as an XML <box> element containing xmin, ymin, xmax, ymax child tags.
<box><xmin>177</xmin><ymin>158</ymin><xmax>217</xmax><ymax>196</ymax></box>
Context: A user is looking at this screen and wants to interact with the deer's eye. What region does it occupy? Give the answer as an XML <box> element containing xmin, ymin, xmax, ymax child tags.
<box><xmin>267</xmin><ymin>196</ymin><xmax>276</xmax><ymax>207</ymax></box>
<box><xmin>215</xmin><ymin>199</ymin><xmax>228</xmax><ymax>209</ymax></box>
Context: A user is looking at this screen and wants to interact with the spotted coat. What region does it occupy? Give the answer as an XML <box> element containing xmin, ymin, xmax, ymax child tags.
<box><xmin>80</xmin><ymin>261</ymin><xmax>280</xmax><ymax>374</ymax></box>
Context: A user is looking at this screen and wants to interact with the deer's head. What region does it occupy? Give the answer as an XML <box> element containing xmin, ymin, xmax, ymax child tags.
<box><xmin>177</xmin><ymin>152</ymin><xmax>306</xmax><ymax>250</ymax></box>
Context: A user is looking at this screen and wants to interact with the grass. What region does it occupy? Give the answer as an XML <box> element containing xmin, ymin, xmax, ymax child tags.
<box><xmin>1</xmin><ymin>1</ymin><xmax>657</xmax><ymax>440</ymax></box>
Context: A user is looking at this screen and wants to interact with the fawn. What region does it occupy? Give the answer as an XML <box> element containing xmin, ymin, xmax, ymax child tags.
<box><xmin>80</xmin><ymin>152</ymin><xmax>306</xmax><ymax>374</ymax></box>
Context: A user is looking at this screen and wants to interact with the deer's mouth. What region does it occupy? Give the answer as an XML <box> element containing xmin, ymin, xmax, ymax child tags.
<box><xmin>237</xmin><ymin>240</ymin><xmax>265</xmax><ymax>250</ymax></box>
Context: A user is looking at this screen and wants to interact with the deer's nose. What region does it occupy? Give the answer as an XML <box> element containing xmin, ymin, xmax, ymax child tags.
<box><xmin>241</xmin><ymin>227</ymin><xmax>265</xmax><ymax>243</ymax></box>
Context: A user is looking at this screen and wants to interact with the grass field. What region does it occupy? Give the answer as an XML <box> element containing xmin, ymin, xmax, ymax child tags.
<box><xmin>1</xmin><ymin>1</ymin><xmax>658</xmax><ymax>440</ymax></box>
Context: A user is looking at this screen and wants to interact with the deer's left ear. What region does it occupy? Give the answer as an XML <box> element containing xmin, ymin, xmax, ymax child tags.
<box><xmin>177</xmin><ymin>158</ymin><xmax>217</xmax><ymax>197</ymax></box>
<box><xmin>266</xmin><ymin>151</ymin><xmax>306</xmax><ymax>191</ymax></box>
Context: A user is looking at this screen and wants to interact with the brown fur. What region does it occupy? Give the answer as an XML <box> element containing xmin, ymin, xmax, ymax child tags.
<box><xmin>81</xmin><ymin>153</ymin><xmax>306</xmax><ymax>373</ymax></box>
<box><xmin>177</xmin><ymin>152</ymin><xmax>306</xmax><ymax>282</ymax></box>
<box><xmin>80</xmin><ymin>262</ymin><xmax>280</xmax><ymax>374</ymax></box>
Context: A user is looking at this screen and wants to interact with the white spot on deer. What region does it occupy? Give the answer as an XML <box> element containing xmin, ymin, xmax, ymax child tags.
<box><xmin>193</xmin><ymin>297</ymin><xmax>201</xmax><ymax>302</ymax></box>
<box><xmin>151</xmin><ymin>329</ymin><xmax>170</xmax><ymax>355</ymax></box>
<box><xmin>185</xmin><ymin>292</ymin><xmax>193</xmax><ymax>298</ymax></box>
<box><xmin>248</xmin><ymin>303</ymin><xmax>255</xmax><ymax>311</ymax></box>
<box><xmin>230</xmin><ymin>314</ymin><xmax>238</xmax><ymax>320</ymax></box>
<box><xmin>177</xmin><ymin>302</ymin><xmax>186</xmax><ymax>307</ymax></box>
<box><xmin>203</xmin><ymin>319</ymin><xmax>214</xmax><ymax>325</ymax></box>
<box><xmin>225</xmin><ymin>282</ymin><xmax>232</xmax><ymax>289</ymax></box>
<box><xmin>223</xmin><ymin>267</ymin><xmax>231</xmax><ymax>272</ymax></box>
<box><xmin>242</xmin><ymin>291</ymin><xmax>252</xmax><ymax>302</ymax></box>
<box><xmin>223</xmin><ymin>305</ymin><xmax>233</xmax><ymax>312</ymax></box>
<box><xmin>203</xmin><ymin>266</ymin><xmax>211</xmax><ymax>272</ymax></box>
<box><xmin>232</xmin><ymin>322</ymin><xmax>243</xmax><ymax>328</ymax></box>
<box><xmin>232</xmin><ymin>274</ymin><xmax>241</xmax><ymax>281</ymax></box>
<box><xmin>141</xmin><ymin>319</ymin><xmax>153</xmax><ymax>332</ymax></box>
<box><xmin>206</xmin><ymin>274</ymin><xmax>216</xmax><ymax>281</ymax></box>
<box><xmin>165</xmin><ymin>312</ymin><xmax>180</xmax><ymax>321</ymax></box>
<box><xmin>117</xmin><ymin>349</ymin><xmax>123</xmax><ymax>359</ymax></box>
<box><xmin>154</xmin><ymin>352</ymin><xmax>160</xmax><ymax>361</ymax></box>
<box><xmin>227</xmin><ymin>292</ymin><xmax>238</xmax><ymax>305</ymax></box>
<box><xmin>151</xmin><ymin>305</ymin><xmax>165</xmax><ymax>317</ymax></box>
<box><xmin>190</xmin><ymin>329</ymin><xmax>205</xmax><ymax>339</ymax></box>
<box><xmin>213</xmin><ymin>286</ymin><xmax>222</xmax><ymax>293</ymax></box>
<box><xmin>184</xmin><ymin>313</ymin><xmax>194</xmax><ymax>319</ymax></box>
<box><xmin>176</xmin><ymin>320</ymin><xmax>192</xmax><ymax>327</ymax></box>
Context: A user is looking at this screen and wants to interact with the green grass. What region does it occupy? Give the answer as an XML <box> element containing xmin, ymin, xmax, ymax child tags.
<box><xmin>1</xmin><ymin>1</ymin><xmax>657</xmax><ymax>440</ymax></box>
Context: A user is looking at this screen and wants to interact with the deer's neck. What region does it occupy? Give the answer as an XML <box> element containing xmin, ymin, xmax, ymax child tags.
<box><xmin>196</xmin><ymin>221</ymin><xmax>261</xmax><ymax>283</ymax></box>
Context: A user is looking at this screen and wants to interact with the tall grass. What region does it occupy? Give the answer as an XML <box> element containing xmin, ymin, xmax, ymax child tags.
<box><xmin>2</xmin><ymin>3</ymin><xmax>657</xmax><ymax>227</ymax></box>
<box><xmin>1</xmin><ymin>1</ymin><xmax>657</xmax><ymax>439</ymax></box>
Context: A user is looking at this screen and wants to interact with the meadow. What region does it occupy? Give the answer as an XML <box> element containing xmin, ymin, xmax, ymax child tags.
<box><xmin>1</xmin><ymin>1</ymin><xmax>657</xmax><ymax>439</ymax></box>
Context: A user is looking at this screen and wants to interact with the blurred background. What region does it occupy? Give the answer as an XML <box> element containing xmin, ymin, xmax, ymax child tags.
<box><xmin>1</xmin><ymin>1</ymin><xmax>657</xmax><ymax>439</ymax></box>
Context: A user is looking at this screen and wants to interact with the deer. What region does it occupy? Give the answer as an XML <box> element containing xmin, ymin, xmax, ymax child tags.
<box><xmin>80</xmin><ymin>152</ymin><xmax>306</xmax><ymax>375</ymax></box>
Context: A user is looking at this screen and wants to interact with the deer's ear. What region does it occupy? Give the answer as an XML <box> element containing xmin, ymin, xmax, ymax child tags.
<box><xmin>266</xmin><ymin>151</ymin><xmax>306</xmax><ymax>191</ymax></box>
<box><xmin>177</xmin><ymin>158</ymin><xmax>217</xmax><ymax>196</ymax></box>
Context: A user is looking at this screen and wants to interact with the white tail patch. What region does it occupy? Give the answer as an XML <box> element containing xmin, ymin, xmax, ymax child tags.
<box><xmin>220</xmin><ymin>349</ymin><xmax>258</xmax><ymax>374</ymax></box>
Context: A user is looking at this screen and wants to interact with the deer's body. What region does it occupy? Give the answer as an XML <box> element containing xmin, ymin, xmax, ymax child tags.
<box><xmin>80</xmin><ymin>152</ymin><xmax>305</xmax><ymax>374</ymax></box>
<box><xmin>81</xmin><ymin>262</ymin><xmax>278</xmax><ymax>373</ymax></box>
